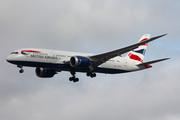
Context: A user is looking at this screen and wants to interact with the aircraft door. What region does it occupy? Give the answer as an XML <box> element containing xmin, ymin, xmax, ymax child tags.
<box><xmin>123</xmin><ymin>59</ymin><xmax>128</xmax><ymax>67</ymax></box>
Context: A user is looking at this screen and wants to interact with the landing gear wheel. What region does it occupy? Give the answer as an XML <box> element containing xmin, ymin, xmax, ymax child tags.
<box><xmin>70</xmin><ymin>77</ymin><xmax>79</xmax><ymax>82</ymax></box>
<box><xmin>19</xmin><ymin>69</ymin><xmax>24</xmax><ymax>73</ymax></box>
<box><xmin>87</xmin><ymin>72</ymin><xmax>96</xmax><ymax>78</ymax></box>
<box><xmin>90</xmin><ymin>73</ymin><xmax>96</xmax><ymax>78</ymax></box>
<box><xmin>74</xmin><ymin>78</ymin><xmax>79</xmax><ymax>82</ymax></box>
<box><xmin>69</xmin><ymin>77</ymin><xmax>73</xmax><ymax>81</ymax></box>
<box><xmin>86</xmin><ymin>72</ymin><xmax>90</xmax><ymax>77</ymax></box>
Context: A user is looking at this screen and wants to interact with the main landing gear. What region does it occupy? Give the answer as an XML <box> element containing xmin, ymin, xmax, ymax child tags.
<box><xmin>69</xmin><ymin>71</ymin><xmax>97</xmax><ymax>83</ymax></box>
<box><xmin>86</xmin><ymin>72</ymin><xmax>96</xmax><ymax>78</ymax></box>
<box><xmin>69</xmin><ymin>71</ymin><xmax>79</xmax><ymax>83</ymax></box>
<box><xmin>17</xmin><ymin>65</ymin><xmax>24</xmax><ymax>73</ymax></box>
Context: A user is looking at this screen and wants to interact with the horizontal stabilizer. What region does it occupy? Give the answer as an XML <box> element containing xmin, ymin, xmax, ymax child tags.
<box><xmin>137</xmin><ymin>58</ymin><xmax>170</xmax><ymax>66</ymax></box>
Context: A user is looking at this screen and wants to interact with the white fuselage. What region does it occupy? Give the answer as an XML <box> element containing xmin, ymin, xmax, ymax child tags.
<box><xmin>7</xmin><ymin>48</ymin><xmax>144</xmax><ymax>74</ymax></box>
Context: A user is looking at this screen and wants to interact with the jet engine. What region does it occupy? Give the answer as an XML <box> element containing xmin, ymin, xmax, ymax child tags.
<box><xmin>35</xmin><ymin>67</ymin><xmax>56</xmax><ymax>78</ymax></box>
<box><xmin>70</xmin><ymin>56</ymin><xmax>90</xmax><ymax>68</ymax></box>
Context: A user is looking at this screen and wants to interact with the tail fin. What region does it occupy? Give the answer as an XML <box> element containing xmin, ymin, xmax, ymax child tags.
<box><xmin>126</xmin><ymin>34</ymin><xmax>151</xmax><ymax>63</ymax></box>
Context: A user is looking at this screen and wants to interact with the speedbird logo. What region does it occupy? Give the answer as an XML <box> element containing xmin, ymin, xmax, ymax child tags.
<box><xmin>21</xmin><ymin>50</ymin><xmax>41</xmax><ymax>55</ymax></box>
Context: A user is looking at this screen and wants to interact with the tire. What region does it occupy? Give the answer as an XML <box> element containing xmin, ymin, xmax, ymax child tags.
<box><xmin>73</xmin><ymin>78</ymin><xmax>79</xmax><ymax>82</ymax></box>
<box><xmin>19</xmin><ymin>69</ymin><xmax>24</xmax><ymax>73</ymax></box>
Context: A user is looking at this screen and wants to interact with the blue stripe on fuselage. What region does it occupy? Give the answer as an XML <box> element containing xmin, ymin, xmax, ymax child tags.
<box><xmin>7</xmin><ymin>60</ymin><xmax>129</xmax><ymax>74</ymax></box>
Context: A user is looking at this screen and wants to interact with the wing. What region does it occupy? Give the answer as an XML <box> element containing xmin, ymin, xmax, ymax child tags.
<box><xmin>88</xmin><ymin>34</ymin><xmax>167</xmax><ymax>70</ymax></box>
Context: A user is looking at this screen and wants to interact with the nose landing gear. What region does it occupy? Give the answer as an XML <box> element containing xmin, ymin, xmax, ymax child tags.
<box><xmin>17</xmin><ymin>65</ymin><xmax>24</xmax><ymax>73</ymax></box>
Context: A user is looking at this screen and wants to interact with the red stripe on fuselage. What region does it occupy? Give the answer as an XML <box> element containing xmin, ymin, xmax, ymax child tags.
<box><xmin>128</xmin><ymin>53</ymin><xmax>143</xmax><ymax>63</ymax></box>
<box><xmin>139</xmin><ymin>38</ymin><xmax>148</xmax><ymax>46</ymax></box>
<box><xmin>21</xmin><ymin>50</ymin><xmax>41</xmax><ymax>53</ymax></box>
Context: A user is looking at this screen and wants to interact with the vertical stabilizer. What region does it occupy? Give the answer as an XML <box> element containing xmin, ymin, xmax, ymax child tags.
<box><xmin>126</xmin><ymin>34</ymin><xmax>151</xmax><ymax>64</ymax></box>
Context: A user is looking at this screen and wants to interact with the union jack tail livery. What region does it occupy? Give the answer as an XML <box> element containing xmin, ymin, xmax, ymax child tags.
<box><xmin>126</xmin><ymin>34</ymin><xmax>151</xmax><ymax>64</ymax></box>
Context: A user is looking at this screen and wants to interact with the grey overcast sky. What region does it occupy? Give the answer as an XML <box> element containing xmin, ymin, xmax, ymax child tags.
<box><xmin>1</xmin><ymin>0</ymin><xmax>180</xmax><ymax>120</ymax></box>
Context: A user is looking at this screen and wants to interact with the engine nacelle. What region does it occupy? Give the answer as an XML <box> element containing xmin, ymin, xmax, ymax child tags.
<box><xmin>35</xmin><ymin>67</ymin><xmax>56</xmax><ymax>78</ymax></box>
<box><xmin>70</xmin><ymin>56</ymin><xmax>90</xmax><ymax>68</ymax></box>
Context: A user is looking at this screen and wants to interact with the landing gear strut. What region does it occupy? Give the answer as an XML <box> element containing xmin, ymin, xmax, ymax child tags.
<box><xmin>69</xmin><ymin>71</ymin><xmax>79</xmax><ymax>82</ymax></box>
<box><xmin>86</xmin><ymin>72</ymin><xmax>96</xmax><ymax>78</ymax></box>
<box><xmin>17</xmin><ymin>65</ymin><xmax>24</xmax><ymax>73</ymax></box>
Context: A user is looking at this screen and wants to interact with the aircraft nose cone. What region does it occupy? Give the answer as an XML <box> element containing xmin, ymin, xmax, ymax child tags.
<box><xmin>6</xmin><ymin>55</ymin><xmax>12</xmax><ymax>63</ymax></box>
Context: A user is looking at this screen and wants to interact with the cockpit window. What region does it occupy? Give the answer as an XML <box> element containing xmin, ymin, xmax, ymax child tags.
<box><xmin>11</xmin><ymin>52</ymin><xmax>18</xmax><ymax>54</ymax></box>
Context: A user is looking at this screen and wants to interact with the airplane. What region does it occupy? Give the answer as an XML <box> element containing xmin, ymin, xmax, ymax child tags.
<box><xmin>6</xmin><ymin>34</ymin><xmax>169</xmax><ymax>82</ymax></box>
